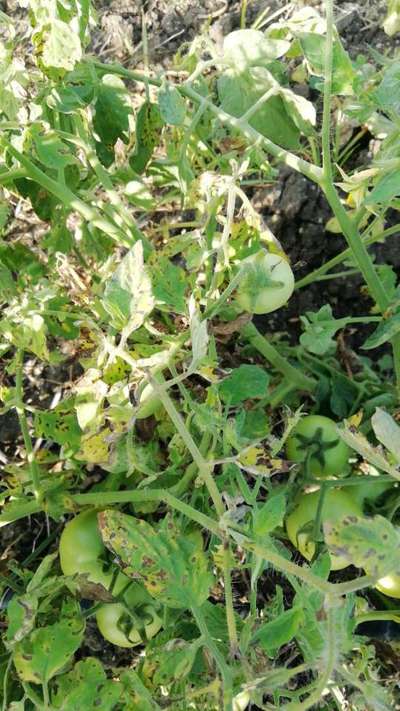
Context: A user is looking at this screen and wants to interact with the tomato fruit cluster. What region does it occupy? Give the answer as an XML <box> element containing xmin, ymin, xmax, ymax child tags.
<box><xmin>59</xmin><ymin>511</ymin><xmax>162</xmax><ymax>646</ymax></box>
<box><xmin>286</xmin><ymin>415</ymin><xmax>350</xmax><ymax>478</ymax></box>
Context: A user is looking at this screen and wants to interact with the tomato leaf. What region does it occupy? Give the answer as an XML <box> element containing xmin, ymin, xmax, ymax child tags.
<box><xmin>298</xmin><ymin>32</ymin><xmax>355</xmax><ymax>94</ymax></box>
<box><xmin>362</xmin><ymin>311</ymin><xmax>400</xmax><ymax>350</ymax></box>
<box><xmin>252</xmin><ymin>607</ymin><xmax>303</xmax><ymax>655</ymax></box>
<box><xmin>371</xmin><ymin>407</ymin><xmax>400</xmax><ymax>464</ymax></box>
<box><xmin>253</xmin><ymin>493</ymin><xmax>286</xmax><ymax>537</ymax></box>
<box><xmin>218</xmin><ymin>364</ymin><xmax>269</xmax><ymax>405</ymax></box>
<box><xmin>98</xmin><ymin>511</ymin><xmax>213</xmax><ymax>609</ymax></box>
<box><xmin>51</xmin><ymin>658</ymin><xmax>123</xmax><ymax>710</ymax></box>
<box><xmin>218</xmin><ymin>68</ymin><xmax>300</xmax><ymax>150</ymax></box>
<box><xmin>300</xmin><ymin>304</ymin><xmax>341</xmax><ymax>355</ymax></box>
<box><xmin>93</xmin><ymin>74</ymin><xmax>132</xmax><ymax>148</ymax></box>
<box><xmin>102</xmin><ymin>241</ymin><xmax>155</xmax><ymax>332</ymax></box>
<box><xmin>324</xmin><ymin>515</ymin><xmax>400</xmax><ymax>577</ymax></box>
<box><xmin>158</xmin><ymin>82</ymin><xmax>186</xmax><ymax>125</ymax></box>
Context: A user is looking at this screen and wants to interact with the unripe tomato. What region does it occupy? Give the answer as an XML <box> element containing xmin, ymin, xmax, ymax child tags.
<box><xmin>286</xmin><ymin>415</ymin><xmax>350</xmax><ymax>477</ymax></box>
<box><xmin>59</xmin><ymin>511</ymin><xmax>104</xmax><ymax>574</ymax></box>
<box><xmin>236</xmin><ymin>250</ymin><xmax>294</xmax><ymax>315</ymax></box>
<box><xmin>375</xmin><ymin>573</ymin><xmax>400</xmax><ymax>599</ymax></box>
<box><xmin>96</xmin><ymin>603</ymin><xmax>162</xmax><ymax>648</ymax></box>
<box><xmin>59</xmin><ymin>510</ymin><xmax>130</xmax><ymax>595</ymax></box>
<box><xmin>135</xmin><ymin>382</ymin><xmax>162</xmax><ymax>419</ymax></box>
<box><xmin>285</xmin><ymin>488</ymin><xmax>363</xmax><ymax>570</ymax></box>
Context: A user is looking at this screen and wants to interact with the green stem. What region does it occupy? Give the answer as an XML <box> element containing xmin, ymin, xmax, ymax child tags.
<box><xmin>191</xmin><ymin>605</ymin><xmax>233</xmax><ymax>710</ymax></box>
<box><xmin>295</xmin><ymin>224</ymin><xmax>400</xmax><ymax>291</ymax></box>
<box><xmin>0</xmin><ymin>488</ymin><xmax>376</xmax><ymax>596</ymax></box>
<box><xmin>147</xmin><ymin>373</ymin><xmax>225</xmax><ymax>518</ymax></box>
<box><xmin>14</xmin><ymin>351</ymin><xmax>42</xmax><ymax>502</ymax></box>
<box><xmin>356</xmin><ymin>610</ymin><xmax>400</xmax><ymax>624</ymax></box>
<box><xmin>240</xmin><ymin>322</ymin><xmax>317</xmax><ymax>392</ymax></box>
<box><xmin>222</xmin><ymin>543</ymin><xmax>239</xmax><ymax>655</ymax></box>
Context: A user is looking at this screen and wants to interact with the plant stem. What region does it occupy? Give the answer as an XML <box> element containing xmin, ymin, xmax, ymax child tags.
<box><xmin>240</xmin><ymin>322</ymin><xmax>317</xmax><ymax>392</ymax></box>
<box><xmin>191</xmin><ymin>605</ymin><xmax>234</xmax><ymax>710</ymax></box>
<box><xmin>222</xmin><ymin>543</ymin><xmax>239</xmax><ymax>655</ymax></box>
<box><xmin>14</xmin><ymin>351</ymin><xmax>42</xmax><ymax>502</ymax></box>
<box><xmin>147</xmin><ymin>373</ymin><xmax>225</xmax><ymax>518</ymax></box>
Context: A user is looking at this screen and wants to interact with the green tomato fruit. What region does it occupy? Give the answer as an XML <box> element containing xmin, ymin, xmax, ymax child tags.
<box><xmin>96</xmin><ymin>603</ymin><xmax>162</xmax><ymax>648</ymax></box>
<box><xmin>59</xmin><ymin>510</ymin><xmax>130</xmax><ymax>595</ymax></box>
<box><xmin>286</xmin><ymin>415</ymin><xmax>350</xmax><ymax>477</ymax></box>
<box><xmin>236</xmin><ymin>250</ymin><xmax>294</xmax><ymax>315</ymax></box>
<box><xmin>59</xmin><ymin>510</ymin><xmax>105</xmax><ymax>575</ymax></box>
<box><xmin>375</xmin><ymin>573</ymin><xmax>400</xmax><ymax>599</ymax></box>
<box><xmin>135</xmin><ymin>382</ymin><xmax>163</xmax><ymax>419</ymax></box>
<box><xmin>285</xmin><ymin>488</ymin><xmax>363</xmax><ymax>570</ymax></box>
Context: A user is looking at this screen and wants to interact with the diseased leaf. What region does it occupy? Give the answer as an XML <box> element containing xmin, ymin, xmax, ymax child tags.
<box><xmin>13</xmin><ymin>615</ymin><xmax>85</xmax><ymax>683</ymax></box>
<box><xmin>52</xmin><ymin>658</ymin><xmax>123</xmax><ymax>711</ymax></box>
<box><xmin>130</xmin><ymin>101</ymin><xmax>164</xmax><ymax>174</ymax></box>
<box><xmin>338</xmin><ymin>424</ymin><xmax>400</xmax><ymax>480</ymax></box>
<box><xmin>103</xmin><ymin>241</ymin><xmax>155</xmax><ymax>333</ymax></box>
<box><xmin>98</xmin><ymin>511</ymin><xmax>213</xmax><ymax>609</ymax></box>
<box><xmin>324</xmin><ymin>515</ymin><xmax>400</xmax><ymax>577</ymax></box>
<box><xmin>41</xmin><ymin>20</ymin><xmax>82</xmax><ymax>72</ymax></box>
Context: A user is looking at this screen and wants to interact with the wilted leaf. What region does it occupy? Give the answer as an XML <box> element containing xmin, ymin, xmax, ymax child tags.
<box><xmin>41</xmin><ymin>20</ymin><xmax>82</xmax><ymax>71</ymax></box>
<box><xmin>103</xmin><ymin>241</ymin><xmax>155</xmax><ymax>333</ymax></box>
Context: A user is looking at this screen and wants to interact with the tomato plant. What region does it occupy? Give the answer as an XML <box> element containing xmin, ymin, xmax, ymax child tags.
<box><xmin>235</xmin><ymin>250</ymin><xmax>295</xmax><ymax>315</ymax></box>
<box><xmin>286</xmin><ymin>415</ymin><xmax>350</xmax><ymax>477</ymax></box>
<box><xmin>285</xmin><ymin>488</ymin><xmax>363</xmax><ymax>570</ymax></box>
<box><xmin>2</xmin><ymin>1</ymin><xmax>400</xmax><ymax>709</ymax></box>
